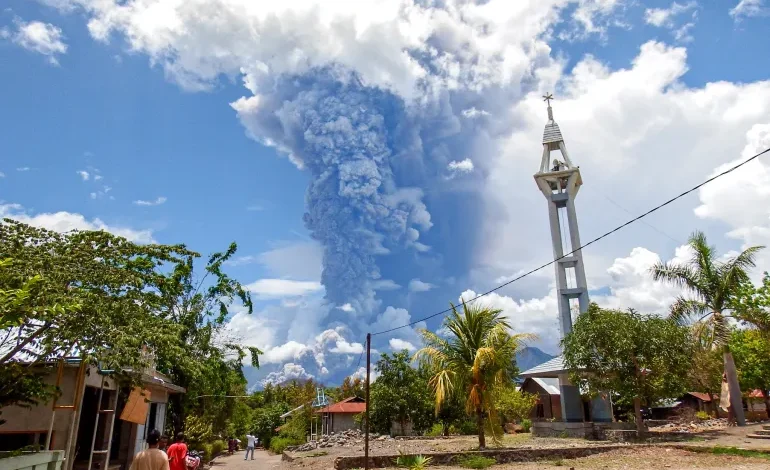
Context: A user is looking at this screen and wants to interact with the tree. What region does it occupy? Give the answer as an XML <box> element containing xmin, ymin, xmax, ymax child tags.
<box><xmin>0</xmin><ymin>220</ymin><xmax>194</xmax><ymax>407</ymax></box>
<box><xmin>563</xmin><ymin>304</ymin><xmax>693</xmax><ymax>435</ymax></box>
<box><xmin>731</xmin><ymin>329</ymin><xmax>770</xmax><ymax>419</ymax></box>
<box><xmin>340</xmin><ymin>376</ymin><xmax>365</xmax><ymax>398</ymax></box>
<box><xmin>415</xmin><ymin>301</ymin><xmax>531</xmax><ymax>449</ymax></box>
<box><xmin>493</xmin><ymin>386</ymin><xmax>538</xmax><ymax>425</ymax></box>
<box><xmin>651</xmin><ymin>231</ymin><xmax>764</xmax><ymax>426</ymax></box>
<box><xmin>688</xmin><ymin>324</ymin><xmax>724</xmax><ymax>416</ymax></box>
<box><xmin>732</xmin><ymin>272</ymin><xmax>770</xmax><ymax>335</ymax></box>
<box><xmin>369</xmin><ymin>350</ymin><xmax>435</xmax><ymax>436</ymax></box>
<box><xmin>155</xmin><ymin>242</ymin><xmax>262</xmax><ymax>433</ymax></box>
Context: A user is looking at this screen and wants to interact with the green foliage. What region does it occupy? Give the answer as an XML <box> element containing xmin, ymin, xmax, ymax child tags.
<box><xmin>370</xmin><ymin>351</ymin><xmax>435</xmax><ymax>435</ymax></box>
<box><xmin>340</xmin><ymin>376</ymin><xmax>365</xmax><ymax>398</ymax></box>
<box><xmin>457</xmin><ymin>455</ymin><xmax>496</xmax><ymax>469</ymax></box>
<box><xmin>688</xmin><ymin>324</ymin><xmax>724</xmax><ymax>404</ymax></box>
<box><xmin>253</xmin><ymin>403</ymin><xmax>288</xmax><ymax>447</ymax></box>
<box><xmin>395</xmin><ymin>453</ymin><xmax>433</xmax><ymax>470</ymax></box>
<box><xmin>708</xmin><ymin>446</ymin><xmax>770</xmax><ymax>460</ymax></box>
<box><xmin>451</xmin><ymin>420</ymin><xmax>478</xmax><ymax>436</ymax></box>
<box><xmin>731</xmin><ymin>329</ymin><xmax>770</xmax><ymax>390</ymax></box>
<box><xmin>731</xmin><ymin>272</ymin><xmax>770</xmax><ymax>335</ymax></box>
<box><xmin>415</xmin><ymin>301</ymin><xmax>533</xmax><ymax>449</ymax></box>
<box><xmin>211</xmin><ymin>440</ymin><xmax>226</xmax><ymax>457</ymax></box>
<box><xmin>269</xmin><ymin>436</ymin><xmax>303</xmax><ymax>454</ymax></box>
<box><xmin>184</xmin><ymin>415</ymin><xmax>213</xmax><ymax>448</ymax></box>
<box><xmin>0</xmin><ymin>362</ymin><xmax>55</xmax><ymax>425</ymax></box>
<box><xmin>200</xmin><ymin>443</ymin><xmax>213</xmax><ymax>463</ymax></box>
<box><xmin>492</xmin><ymin>386</ymin><xmax>537</xmax><ymax>424</ymax></box>
<box><xmin>563</xmin><ymin>303</ymin><xmax>693</xmax><ymax>434</ymax></box>
<box><xmin>695</xmin><ymin>411</ymin><xmax>710</xmax><ymax>420</ymax></box>
<box><xmin>426</xmin><ymin>423</ymin><xmax>444</xmax><ymax>436</ymax></box>
<box><xmin>520</xmin><ymin>419</ymin><xmax>532</xmax><ymax>433</ymax></box>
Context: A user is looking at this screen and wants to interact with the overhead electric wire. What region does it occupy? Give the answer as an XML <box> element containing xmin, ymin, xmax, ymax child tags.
<box><xmin>372</xmin><ymin>147</ymin><xmax>770</xmax><ymax>336</ymax></box>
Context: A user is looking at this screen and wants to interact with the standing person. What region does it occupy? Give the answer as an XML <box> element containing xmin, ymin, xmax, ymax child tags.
<box><xmin>167</xmin><ymin>433</ymin><xmax>188</xmax><ymax>470</ymax></box>
<box><xmin>244</xmin><ymin>434</ymin><xmax>256</xmax><ymax>460</ymax></box>
<box><xmin>158</xmin><ymin>435</ymin><xmax>169</xmax><ymax>454</ymax></box>
<box><xmin>130</xmin><ymin>430</ymin><xmax>169</xmax><ymax>470</ymax></box>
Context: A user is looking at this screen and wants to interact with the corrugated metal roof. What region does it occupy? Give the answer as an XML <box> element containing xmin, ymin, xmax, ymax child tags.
<box><xmin>519</xmin><ymin>355</ymin><xmax>567</xmax><ymax>378</ymax></box>
<box><xmin>532</xmin><ymin>378</ymin><xmax>561</xmax><ymax>395</ymax></box>
<box><xmin>315</xmin><ymin>396</ymin><xmax>366</xmax><ymax>414</ymax></box>
<box><xmin>542</xmin><ymin>122</ymin><xmax>563</xmax><ymax>144</ymax></box>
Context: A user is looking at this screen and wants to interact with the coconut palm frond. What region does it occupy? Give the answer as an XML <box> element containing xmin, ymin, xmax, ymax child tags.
<box><xmin>650</xmin><ymin>262</ymin><xmax>701</xmax><ymax>293</ymax></box>
<box><xmin>669</xmin><ymin>296</ymin><xmax>708</xmax><ymax>325</ymax></box>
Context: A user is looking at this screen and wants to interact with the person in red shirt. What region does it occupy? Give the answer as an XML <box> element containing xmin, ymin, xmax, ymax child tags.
<box><xmin>166</xmin><ymin>433</ymin><xmax>188</xmax><ymax>470</ymax></box>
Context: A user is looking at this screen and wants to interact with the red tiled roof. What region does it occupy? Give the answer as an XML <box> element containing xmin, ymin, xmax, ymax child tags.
<box><xmin>315</xmin><ymin>397</ymin><xmax>366</xmax><ymax>414</ymax></box>
<box><xmin>686</xmin><ymin>392</ymin><xmax>713</xmax><ymax>402</ymax></box>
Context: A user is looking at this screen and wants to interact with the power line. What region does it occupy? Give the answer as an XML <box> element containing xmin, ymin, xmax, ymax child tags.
<box><xmin>372</xmin><ymin>147</ymin><xmax>770</xmax><ymax>336</ymax></box>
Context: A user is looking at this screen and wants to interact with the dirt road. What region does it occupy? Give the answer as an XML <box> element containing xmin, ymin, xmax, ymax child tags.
<box><xmin>211</xmin><ymin>449</ymin><xmax>282</xmax><ymax>470</ymax></box>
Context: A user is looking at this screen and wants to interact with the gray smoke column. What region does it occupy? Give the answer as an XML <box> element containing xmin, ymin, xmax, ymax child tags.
<box><xmin>233</xmin><ymin>71</ymin><xmax>433</xmax><ymax>312</ymax></box>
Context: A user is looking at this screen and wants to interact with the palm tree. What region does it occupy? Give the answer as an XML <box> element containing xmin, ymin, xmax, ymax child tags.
<box><xmin>651</xmin><ymin>231</ymin><xmax>764</xmax><ymax>426</ymax></box>
<box><xmin>414</xmin><ymin>301</ymin><xmax>533</xmax><ymax>449</ymax></box>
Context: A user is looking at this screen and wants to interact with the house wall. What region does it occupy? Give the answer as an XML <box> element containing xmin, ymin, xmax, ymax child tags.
<box><xmin>521</xmin><ymin>381</ymin><xmax>561</xmax><ymax>421</ymax></box>
<box><xmin>0</xmin><ymin>364</ymin><xmax>174</xmax><ymax>470</ymax></box>
<box><xmin>330</xmin><ymin>414</ymin><xmax>357</xmax><ymax>433</ymax></box>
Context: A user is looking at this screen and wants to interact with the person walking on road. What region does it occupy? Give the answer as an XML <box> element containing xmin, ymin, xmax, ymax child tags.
<box><xmin>167</xmin><ymin>433</ymin><xmax>188</xmax><ymax>470</ymax></box>
<box><xmin>244</xmin><ymin>434</ymin><xmax>256</xmax><ymax>460</ymax></box>
<box><xmin>129</xmin><ymin>430</ymin><xmax>169</xmax><ymax>470</ymax></box>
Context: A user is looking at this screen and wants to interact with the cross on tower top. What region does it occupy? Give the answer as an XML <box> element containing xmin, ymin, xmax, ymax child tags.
<box><xmin>543</xmin><ymin>93</ymin><xmax>555</xmax><ymax>121</ymax></box>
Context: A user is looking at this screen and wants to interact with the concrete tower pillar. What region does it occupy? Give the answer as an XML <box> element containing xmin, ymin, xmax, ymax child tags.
<box><xmin>534</xmin><ymin>94</ymin><xmax>612</xmax><ymax>423</ymax></box>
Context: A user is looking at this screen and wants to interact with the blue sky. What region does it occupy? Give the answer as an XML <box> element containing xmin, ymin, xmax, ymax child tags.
<box><xmin>2</xmin><ymin>0</ymin><xmax>770</xmax><ymax>388</ymax></box>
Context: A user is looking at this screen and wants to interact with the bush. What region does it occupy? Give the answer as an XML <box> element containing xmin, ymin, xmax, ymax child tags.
<box><xmin>426</xmin><ymin>423</ymin><xmax>444</xmax><ymax>437</ymax></box>
<box><xmin>520</xmin><ymin>419</ymin><xmax>532</xmax><ymax>433</ymax></box>
<box><xmin>395</xmin><ymin>453</ymin><xmax>433</xmax><ymax>470</ymax></box>
<box><xmin>269</xmin><ymin>436</ymin><xmax>303</xmax><ymax>454</ymax></box>
<box><xmin>695</xmin><ymin>411</ymin><xmax>710</xmax><ymax>421</ymax></box>
<box><xmin>454</xmin><ymin>420</ymin><xmax>477</xmax><ymax>435</ymax></box>
<box><xmin>200</xmin><ymin>443</ymin><xmax>213</xmax><ymax>462</ymax></box>
<box><xmin>457</xmin><ymin>455</ymin><xmax>496</xmax><ymax>469</ymax></box>
<box><xmin>211</xmin><ymin>440</ymin><xmax>226</xmax><ymax>457</ymax></box>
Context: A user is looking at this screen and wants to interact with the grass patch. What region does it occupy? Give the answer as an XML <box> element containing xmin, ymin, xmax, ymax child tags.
<box><xmin>709</xmin><ymin>446</ymin><xmax>770</xmax><ymax>460</ymax></box>
<box><xmin>456</xmin><ymin>455</ymin><xmax>496</xmax><ymax>469</ymax></box>
<box><xmin>305</xmin><ymin>451</ymin><xmax>328</xmax><ymax>458</ymax></box>
<box><xmin>550</xmin><ymin>459</ymin><xmax>565</xmax><ymax>466</ymax></box>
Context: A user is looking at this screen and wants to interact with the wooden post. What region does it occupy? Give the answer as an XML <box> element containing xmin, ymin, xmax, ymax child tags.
<box><xmin>364</xmin><ymin>333</ymin><xmax>371</xmax><ymax>470</ymax></box>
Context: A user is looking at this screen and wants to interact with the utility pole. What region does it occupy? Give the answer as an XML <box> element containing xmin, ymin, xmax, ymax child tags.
<box><xmin>364</xmin><ymin>333</ymin><xmax>371</xmax><ymax>470</ymax></box>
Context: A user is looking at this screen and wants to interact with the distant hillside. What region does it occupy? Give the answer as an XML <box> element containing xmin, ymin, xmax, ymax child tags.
<box><xmin>516</xmin><ymin>346</ymin><xmax>556</xmax><ymax>373</ymax></box>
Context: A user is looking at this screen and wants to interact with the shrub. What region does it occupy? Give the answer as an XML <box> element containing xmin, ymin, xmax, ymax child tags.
<box><xmin>269</xmin><ymin>436</ymin><xmax>303</xmax><ymax>454</ymax></box>
<box><xmin>395</xmin><ymin>453</ymin><xmax>433</xmax><ymax>470</ymax></box>
<box><xmin>454</xmin><ymin>420</ymin><xmax>477</xmax><ymax>435</ymax></box>
<box><xmin>210</xmin><ymin>440</ymin><xmax>226</xmax><ymax>457</ymax></box>
<box><xmin>520</xmin><ymin>419</ymin><xmax>532</xmax><ymax>433</ymax></box>
<box><xmin>457</xmin><ymin>455</ymin><xmax>496</xmax><ymax>469</ymax></box>
<box><xmin>200</xmin><ymin>443</ymin><xmax>213</xmax><ymax>462</ymax></box>
<box><xmin>695</xmin><ymin>411</ymin><xmax>710</xmax><ymax>421</ymax></box>
<box><xmin>426</xmin><ymin>423</ymin><xmax>444</xmax><ymax>437</ymax></box>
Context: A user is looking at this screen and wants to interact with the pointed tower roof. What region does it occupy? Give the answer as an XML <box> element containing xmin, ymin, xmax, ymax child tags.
<box><xmin>542</xmin><ymin>93</ymin><xmax>564</xmax><ymax>145</ymax></box>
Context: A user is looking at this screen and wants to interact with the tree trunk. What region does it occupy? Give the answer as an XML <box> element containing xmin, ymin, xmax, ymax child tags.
<box><xmin>476</xmin><ymin>407</ymin><xmax>486</xmax><ymax>450</ymax></box>
<box><xmin>442</xmin><ymin>422</ymin><xmax>449</xmax><ymax>437</ymax></box>
<box><xmin>764</xmin><ymin>392</ymin><xmax>770</xmax><ymax>420</ymax></box>
<box><xmin>708</xmin><ymin>392</ymin><xmax>720</xmax><ymax>418</ymax></box>
<box><xmin>723</xmin><ymin>350</ymin><xmax>746</xmax><ymax>426</ymax></box>
<box><xmin>633</xmin><ymin>397</ymin><xmax>645</xmax><ymax>437</ymax></box>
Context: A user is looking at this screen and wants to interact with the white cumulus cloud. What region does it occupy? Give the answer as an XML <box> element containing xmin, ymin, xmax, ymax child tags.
<box><xmin>133</xmin><ymin>196</ymin><xmax>167</xmax><ymax>206</ymax></box>
<box><xmin>245</xmin><ymin>279</ymin><xmax>323</xmax><ymax>298</ymax></box>
<box><xmin>10</xmin><ymin>19</ymin><xmax>68</xmax><ymax>65</ymax></box>
<box><xmin>408</xmin><ymin>279</ymin><xmax>435</xmax><ymax>292</ymax></box>
<box><xmin>389</xmin><ymin>338</ymin><xmax>416</xmax><ymax>352</ymax></box>
<box><xmin>76</xmin><ymin>170</ymin><xmax>90</xmax><ymax>181</ymax></box>
<box><xmin>447</xmin><ymin>159</ymin><xmax>475</xmax><ymax>176</ymax></box>
<box><xmin>0</xmin><ymin>203</ymin><xmax>155</xmax><ymax>243</ymax></box>
<box><xmin>730</xmin><ymin>0</ymin><xmax>767</xmax><ymax>19</ymax></box>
